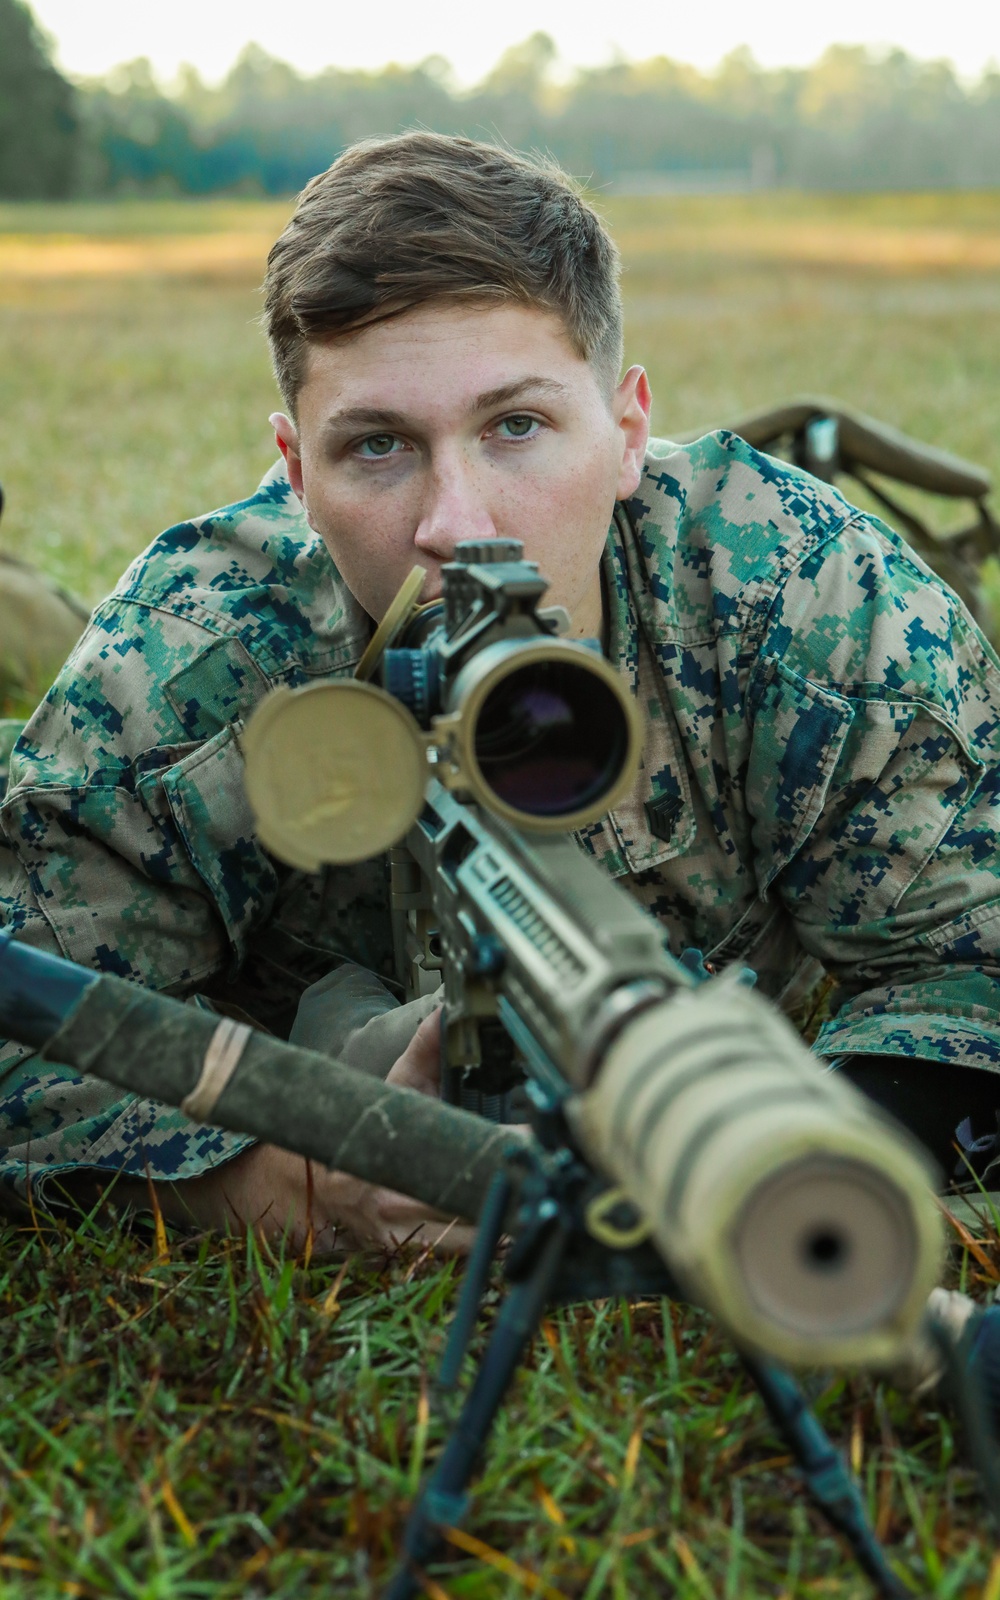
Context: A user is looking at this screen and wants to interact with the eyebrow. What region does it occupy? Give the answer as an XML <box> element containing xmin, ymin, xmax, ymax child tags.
<box><xmin>323</xmin><ymin>406</ymin><xmax>411</xmax><ymax>434</ymax></box>
<box><xmin>322</xmin><ymin>377</ymin><xmax>571</xmax><ymax>436</ymax></box>
<box><xmin>472</xmin><ymin>377</ymin><xmax>571</xmax><ymax>412</ymax></box>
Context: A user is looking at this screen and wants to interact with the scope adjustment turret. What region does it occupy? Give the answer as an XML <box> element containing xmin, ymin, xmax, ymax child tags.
<box><xmin>453</xmin><ymin>539</ymin><xmax>523</xmax><ymax>566</ymax></box>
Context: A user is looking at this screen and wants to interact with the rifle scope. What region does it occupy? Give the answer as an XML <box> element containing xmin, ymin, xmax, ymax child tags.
<box><xmin>406</xmin><ymin>635</ymin><xmax>638</xmax><ymax>829</ymax></box>
<box><xmin>380</xmin><ymin>540</ymin><xmax>643</xmax><ymax>833</ymax></box>
<box><xmin>243</xmin><ymin>542</ymin><xmax>645</xmax><ymax>866</ymax></box>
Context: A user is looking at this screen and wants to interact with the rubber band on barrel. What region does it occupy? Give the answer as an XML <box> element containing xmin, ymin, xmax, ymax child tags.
<box><xmin>180</xmin><ymin>1016</ymin><xmax>252</xmax><ymax>1122</ymax></box>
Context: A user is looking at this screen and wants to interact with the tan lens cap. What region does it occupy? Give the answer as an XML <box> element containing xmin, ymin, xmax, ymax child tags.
<box><xmin>243</xmin><ymin>681</ymin><xmax>426</xmax><ymax>868</ymax></box>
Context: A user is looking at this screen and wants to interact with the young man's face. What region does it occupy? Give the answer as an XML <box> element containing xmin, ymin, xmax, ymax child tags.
<box><xmin>272</xmin><ymin>301</ymin><xmax>651</xmax><ymax>638</ymax></box>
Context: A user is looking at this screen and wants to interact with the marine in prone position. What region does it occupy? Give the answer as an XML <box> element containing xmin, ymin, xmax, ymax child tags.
<box><xmin>1</xmin><ymin>133</ymin><xmax>999</xmax><ymax>1254</ymax></box>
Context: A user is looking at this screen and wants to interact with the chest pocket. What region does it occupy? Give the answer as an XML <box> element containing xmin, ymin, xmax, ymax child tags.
<box><xmin>746</xmin><ymin>656</ymin><xmax>854</xmax><ymax>895</ymax></box>
<box><xmin>160</xmin><ymin>722</ymin><xmax>279</xmax><ymax>968</ymax></box>
<box><xmin>165</xmin><ymin>635</ymin><xmax>270</xmax><ymax>742</ymax></box>
<box><xmin>747</xmin><ymin>654</ymin><xmax>987</xmax><ymax>924</ymax></box>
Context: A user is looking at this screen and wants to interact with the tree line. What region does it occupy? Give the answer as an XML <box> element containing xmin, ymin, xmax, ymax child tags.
<box><xmin>4</xmin><ymin>0</ymin><xmax>1000</xmax><ymax>199</ymax></box>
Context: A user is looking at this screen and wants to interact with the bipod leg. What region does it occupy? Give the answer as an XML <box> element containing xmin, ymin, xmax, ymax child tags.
<box><xmin>743</xmin><ymin>1354</ymin><xmax>910</xmax><ymax>1600</ymax></box>
<box><xmin>383</xmin><ymin>1211</ymin><xmax>571</xmax><ymax>1600</ymax></box>
<box><xmin>929</xmin><ymin>1308</ymin><xmax>1000</xmax><ymax>1532</ymax></box>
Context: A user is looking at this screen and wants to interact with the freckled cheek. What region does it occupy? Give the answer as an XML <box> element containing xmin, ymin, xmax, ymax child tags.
<box><xmin>328</xmin><ymin>503</ymin><xmax>422</xmax><ymax>604</ymax></box>
<box><xmin>543</xmin><ymin>466</ymin><xmax>615</xmax><ymax>585</ymax></box>
<box><xmin>308</xmin><ymin>475</ymin><xmax>388</xmax><ymax>547</ymax></box>
<box><xmin>546</xmin><ymin>462</ymin><xmax>611</xmax><ymax>538</ymax></box>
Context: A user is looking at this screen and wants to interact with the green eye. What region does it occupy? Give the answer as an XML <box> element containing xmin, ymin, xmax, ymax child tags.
<box><xmin>359</xmin><ymin>434</ymin><xmax>399</xmax><ymax>457</ymax></box>
<box><xmin>500</xmin><ymin>415</ymin><xmax>537</xmax><ymax>438</ymax></box>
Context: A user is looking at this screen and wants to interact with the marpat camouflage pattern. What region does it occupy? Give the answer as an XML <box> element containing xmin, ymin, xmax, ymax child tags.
<box><xmin>2</xmin><ymin>433</ymin><xmax>999</xmax><ymax>1203</ymax></box>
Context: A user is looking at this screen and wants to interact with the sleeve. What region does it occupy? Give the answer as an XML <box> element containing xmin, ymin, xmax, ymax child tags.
<box><xmin>0</xmin><ymin>596</ymin><xmax>279</xmax><ymax>990</ymax></box>
<box><xmin>0</xmin><ymin>598</ymin><xmax>277</xmax><ymax>1202</ymax></box>
<box><xmin>744</xmin><ymin>511</ymin><xmax>1000</xmax><ymax>1071</ymax></box>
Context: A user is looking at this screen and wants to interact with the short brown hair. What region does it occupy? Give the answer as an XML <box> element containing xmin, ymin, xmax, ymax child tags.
<box><xmin>262</xmin><ymin>132</ymin><xmax>623</xmax><ymax>412</ymax></box>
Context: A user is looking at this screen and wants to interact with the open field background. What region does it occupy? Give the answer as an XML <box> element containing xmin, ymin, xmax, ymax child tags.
<box><xmin>2</xmin><ymin>193</ymin><xmax>1000</xmax><ymax>1598</ymax></box>
<box><xmin>2</xmin><ymin>191</ymin><xmax>999</xmax><ymax>604</ymax></box>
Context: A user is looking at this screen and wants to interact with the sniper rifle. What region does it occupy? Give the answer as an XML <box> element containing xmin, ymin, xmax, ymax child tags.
<box><xmin>239</xmin><ymin>539</ymin><xmax>998</xmax><ymax>1596</ymax></box>
<box><xmin>1</xmin><ymin>541</ymin><xmax>997</xmax><ymax>1595</ymax></box>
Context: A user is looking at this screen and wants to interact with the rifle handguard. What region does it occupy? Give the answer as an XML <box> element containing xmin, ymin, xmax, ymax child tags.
<box><xmin>567</xmin><ymin>975</ymin><xmax>943</xmax><ymax>1367</ymax></box>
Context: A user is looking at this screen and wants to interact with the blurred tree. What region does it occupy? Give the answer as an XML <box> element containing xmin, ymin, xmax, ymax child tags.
<box><xmin>8</xmin><ymin>9</ymin><xmax>1000</xmax><ymax>200</ymax></box>
<box><xmin>460</xmin><ymin>33</ymin><xmax>572</xmax><ymax>174</ymax></box>
<box><xmin>478</xmin><ymin>31</ymin><xmax>558</xmax><ymax>98</ymax></box>
<box><xmin>77</xmin><ymin>57</ymin><xmax>203</xmax><ymax>194</ymax></box>
<box><xmin>789</xmin><ymin>45</ymin><xmax>976</xmax><ymax>188</ymax></box>
<box><xmin>0</xmin><ymin>0</ymin><xmax>77</xmax><ymax>197</ymax></box>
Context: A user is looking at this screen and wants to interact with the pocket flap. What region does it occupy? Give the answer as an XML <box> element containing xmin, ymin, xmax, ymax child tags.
<box><xmin>161</xmin><ymin>723</ymin><xmax>278</xmax><ymax>965</ymax></box>
<box><xmin>747</xmin><ymin>656</ymin><xmax>854</xmax><ymax>893</ymax></box>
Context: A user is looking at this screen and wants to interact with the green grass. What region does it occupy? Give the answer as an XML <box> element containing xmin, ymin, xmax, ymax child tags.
<box><xmin>3</xmin><ymin>1198</ymin><xmax>999</xmax><ymax>1598</ymax></box>
<box><xmin>3</xmin><ymin>192</ymin><xmax>1000</xmax><ymax>1595</ymax></box>
<box><xmin>0</xmin><ymin>275</ymin><xmax>277</xmax><ymax>605</ymax></box>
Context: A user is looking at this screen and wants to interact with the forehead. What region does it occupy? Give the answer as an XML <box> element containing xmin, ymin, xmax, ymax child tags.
<box><xmin>295</xmin><ymin>301</ymin><xmax>594</xmax><ymax>425</ymax></box>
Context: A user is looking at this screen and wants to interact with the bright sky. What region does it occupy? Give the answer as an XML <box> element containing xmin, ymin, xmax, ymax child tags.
<box><xmin>27</xmin><ymin>0</ymin><xmax>1000</xmax><ymax>88</ymax></box>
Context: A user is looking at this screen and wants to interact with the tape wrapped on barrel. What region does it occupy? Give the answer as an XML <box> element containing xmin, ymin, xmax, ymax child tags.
<box><xmin>39</xmin><ymin>973</ymin><xmax>525</xmax><ymax>1221</ymax></box>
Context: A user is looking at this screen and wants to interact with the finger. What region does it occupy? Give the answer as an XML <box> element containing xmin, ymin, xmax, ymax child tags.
<box><xmin>388</xmin><ymin>1007</ymin><xmax>443</xmax><ymax>1095</ymax></box>
<box><xmin>370</xmin><ymin>1184</ymin><xmax>475</xmax><ymax>1254</ymax></box>
<box><xmin>371</xmin><ymin>1183</ymin><xmax>460</xmax><ymax>1227</ymax></box>
<box><xmin>381</xmin><ymin>1209</ymin><xmax>475</xmax><ymax>1255</ymax></box>
<box><xmin>410</xmin><ymin>1007</ymin><xmax>442</xmax><ymax>1066</ymax></box>
<box><xmin>405</xmin><ymin>1217</ymin><xmax>476</xmax><ymax>1256</ymax></box>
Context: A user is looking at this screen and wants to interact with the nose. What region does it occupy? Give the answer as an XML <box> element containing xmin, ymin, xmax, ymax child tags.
<box><xmin>413</xmin><ymin>452</ymin><xmax>499</xmax><ymax>562</ymax></box>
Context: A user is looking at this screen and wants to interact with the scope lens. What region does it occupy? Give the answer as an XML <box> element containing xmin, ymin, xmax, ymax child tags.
<box><xmin>473</xmin><ymin>660</ymin><xmax>630</xmax><ymax>818</ymax></box>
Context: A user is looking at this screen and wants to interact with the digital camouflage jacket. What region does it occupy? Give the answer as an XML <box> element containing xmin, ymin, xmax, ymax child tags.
<box><xmin>2</xmin><ymin>432</ymin><xmax>1000</xmax><ymax>1203</ymax></box>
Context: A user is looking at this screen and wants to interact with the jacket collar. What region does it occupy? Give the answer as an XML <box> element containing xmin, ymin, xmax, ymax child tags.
<box><xmin>576</xmin><ymin>494</ymin><xmax>696</xmax><ymax>879</ymax></box>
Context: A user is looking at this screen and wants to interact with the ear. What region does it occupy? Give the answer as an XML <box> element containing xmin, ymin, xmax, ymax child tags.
<box><xmin>613</xmin><ymin>367</ymin><xmax>652</xmax><ymax>500</ymax></box>
<box><xmin>270</xmin><ymin>412</ymin><xmax>305</xmax><ymax>501</ymax></box>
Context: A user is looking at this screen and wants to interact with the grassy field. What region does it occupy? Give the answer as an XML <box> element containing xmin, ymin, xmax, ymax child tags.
<box><xmin>2</xmin><ymin>193</ymin><xmax>1000</xmax><ymax>1598</ymax></box>
<box><xmin>2</xmin><ymin>190</ymin><xmax>999</xmax><ymax>605</ymax></box>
